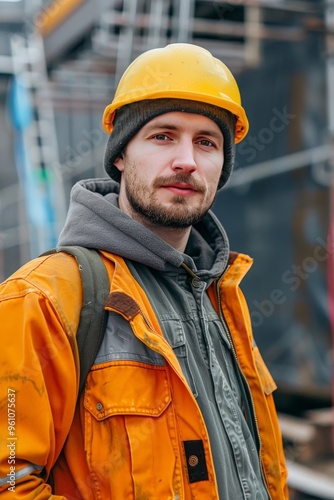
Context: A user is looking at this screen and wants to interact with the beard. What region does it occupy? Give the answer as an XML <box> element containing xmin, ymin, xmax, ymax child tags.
<box><xmin>123</xmin><ymin>167</ymin><xmax>217</xmax><ymax>229</ymax></box>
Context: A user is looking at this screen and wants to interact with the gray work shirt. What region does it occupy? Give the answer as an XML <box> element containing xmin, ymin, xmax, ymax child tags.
<box><xmin>127</xmin><ymin>260</ymin><xmax>270</xmax><ymax>500</ymax></box>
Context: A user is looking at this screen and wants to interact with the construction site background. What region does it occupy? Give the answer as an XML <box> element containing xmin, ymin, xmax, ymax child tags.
<box><xmin>0</xmin><ymin>1</ymin><xmax>333</xmax><ymax>498</ymax></box>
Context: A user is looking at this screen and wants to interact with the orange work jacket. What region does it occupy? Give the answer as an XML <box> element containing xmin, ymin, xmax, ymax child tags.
<box><xmin>0</xmin><ymin>250</ymin><xmax>288</xmax><ymax>499</ymax></box>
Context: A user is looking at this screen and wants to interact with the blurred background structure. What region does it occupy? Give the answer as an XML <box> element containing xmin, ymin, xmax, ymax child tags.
<box><xmin>0</xmin><ymin>0</ymin><xmax>333</xmax><ymax>497</ymax></box>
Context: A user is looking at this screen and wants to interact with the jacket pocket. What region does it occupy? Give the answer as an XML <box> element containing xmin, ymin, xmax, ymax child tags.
<box><xmin>83</xmin><ymin>361</ymin><xmax>181</xmax><ymax>499</ymax></box>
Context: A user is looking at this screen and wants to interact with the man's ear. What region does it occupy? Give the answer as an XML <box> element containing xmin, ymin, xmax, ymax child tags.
<box><xmin>113</xmin><ymin>155</ymin><xmax>125</xmax><ymax>172</ymax></box>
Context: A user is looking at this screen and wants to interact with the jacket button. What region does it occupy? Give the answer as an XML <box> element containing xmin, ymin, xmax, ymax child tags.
<box><xmin>96</xmin><ymin>402</ymin><xmax>103</xmax><ymax>411</ymax></box>
<box><xmin>188</xmin><ymin>455</ymin><xmax>199</xmax><ymax>467</ymax></box>
<box><xmin>192</xmin><ymin>277</ymin><xmax>202</xmax><ymax>288</ymax></box>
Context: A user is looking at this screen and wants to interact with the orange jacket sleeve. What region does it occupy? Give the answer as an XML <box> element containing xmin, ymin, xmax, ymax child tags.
<box><xmin>0</xmin><ymin>254</ymin><xmax>81</xmax><ymax>498</ymax></box>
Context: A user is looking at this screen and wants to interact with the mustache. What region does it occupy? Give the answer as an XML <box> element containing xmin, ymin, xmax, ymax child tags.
<box><xmin>153</xmin><ymin>174</ymin><xmax>205</xmax><ymax>192</ymax></box>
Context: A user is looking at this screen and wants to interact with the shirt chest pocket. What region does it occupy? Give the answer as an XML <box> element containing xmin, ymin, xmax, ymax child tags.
<box><xmin>159</xmin><ymin>315</ymin><xmax>199</xmax><ymax>397</ymax></box>
<box><xmin>83</xmin><ymin>362</ymin><xmax>181</xmax><ymax>498</ymax></box>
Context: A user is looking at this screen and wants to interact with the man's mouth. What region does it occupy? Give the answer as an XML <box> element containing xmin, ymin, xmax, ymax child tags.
<box><xmin>161</xmin><ymin>182</ymin><xmax>199</xmax><ymax>196</ymax></box>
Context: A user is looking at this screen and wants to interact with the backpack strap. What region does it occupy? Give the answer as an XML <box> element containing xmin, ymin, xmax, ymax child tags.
<box><xmin>41</xmin><ymin>246</ymin><xmax>110</xmax><ymax>394</ymax></box>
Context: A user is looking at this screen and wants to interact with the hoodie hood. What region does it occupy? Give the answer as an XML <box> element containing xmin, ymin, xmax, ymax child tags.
<box><xmin>58</xmin><ymin>178</ymin><xmax>230</xmax><ymax>281</ymax></box>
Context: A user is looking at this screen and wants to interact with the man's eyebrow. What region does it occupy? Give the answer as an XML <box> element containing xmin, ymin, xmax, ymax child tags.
<box><xmin>197</xmin><ymin>128</ymin><xmax>223</xmax><ymax>141</ymax></box>
<box><xmin>143</xmin><ymin>122</ymin><xmax>178</xmax><ymax>132</ymax></box>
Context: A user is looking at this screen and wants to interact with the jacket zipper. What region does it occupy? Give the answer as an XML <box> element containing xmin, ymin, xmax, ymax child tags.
<box><xmin>215</xmin><ymin>275</ymin><xmax>272</xmax><ymax>499</ymax></box>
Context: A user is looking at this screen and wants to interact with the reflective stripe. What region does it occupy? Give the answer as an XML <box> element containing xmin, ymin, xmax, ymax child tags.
<box><xmin>0</xmin><ymin>463</ymin><xmax>44</xmax><ymax>486</ymax></box>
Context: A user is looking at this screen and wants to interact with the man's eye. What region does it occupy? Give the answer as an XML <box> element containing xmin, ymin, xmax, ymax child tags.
<box><xmin>199</xmin><ymin>139</ymin><xmax>214</xmax><ymax>147</ymax></box>
<box><xmin>153</xmin><ymin>134</ymin><xmax>170</xmax><ymax>141</ymax></box>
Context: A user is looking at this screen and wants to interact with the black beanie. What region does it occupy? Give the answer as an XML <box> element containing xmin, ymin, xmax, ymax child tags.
<box><xmin>104</xmin><ymin>98</ymin><xmax>236</xmax><ymax>190</ymax></box>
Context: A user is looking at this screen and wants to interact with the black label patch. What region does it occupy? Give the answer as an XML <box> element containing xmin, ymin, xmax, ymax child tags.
<box><xmin>183</xmin><ymin>440</ymin><xmax>208</xmax><ymax>483</ymax></box>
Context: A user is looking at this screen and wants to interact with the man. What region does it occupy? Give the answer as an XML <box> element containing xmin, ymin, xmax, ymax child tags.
<box><xmin>0</xmin><ymin>43</ymin><xmax>288</xmax><ymax>498</ymax></box>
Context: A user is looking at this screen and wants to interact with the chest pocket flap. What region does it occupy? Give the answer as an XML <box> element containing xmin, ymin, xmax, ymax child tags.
<box><xmin>84</xmin><ymin>362</ymin><xmax>171</xmax><ymax>420</ymax></box>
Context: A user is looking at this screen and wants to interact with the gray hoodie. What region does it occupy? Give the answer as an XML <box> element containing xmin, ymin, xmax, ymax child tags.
<box><xmin>58</xmin><ymin>178</ymin><xmax>229</xmax><ymax>279</ymax></box>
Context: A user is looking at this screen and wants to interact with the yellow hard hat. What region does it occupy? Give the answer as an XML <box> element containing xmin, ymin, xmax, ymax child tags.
<box><xmin>102</xmin><ymin>43</ymin><xmax>249</xmax><ymax>143</ymax></box>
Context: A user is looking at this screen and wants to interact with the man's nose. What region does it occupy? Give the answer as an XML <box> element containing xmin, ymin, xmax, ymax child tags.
<box><xmin>170</xmin><ymin>140</ymin><xmax>197</xmax><ymax>173</ymax></box>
